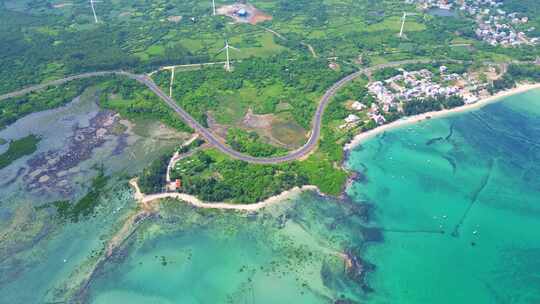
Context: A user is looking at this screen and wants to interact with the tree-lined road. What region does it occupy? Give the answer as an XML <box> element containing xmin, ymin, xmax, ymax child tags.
<box><xmin>0</xmin><ymin>59</ymin><xmax>455</xmax><ymax>164</ymax></box>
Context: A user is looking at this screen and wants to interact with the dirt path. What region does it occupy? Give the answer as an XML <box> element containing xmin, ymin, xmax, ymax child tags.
<box><xmin>302</xmin><ymin>42</ymin><xmax>318</xmax><ymax>58</ymax></box>
<box><xmin>259</xmin><ymin>25</ymin><xmax>317</xmax><ymax>58</ymax></box>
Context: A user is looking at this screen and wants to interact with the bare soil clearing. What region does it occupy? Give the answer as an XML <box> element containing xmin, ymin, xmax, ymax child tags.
<box><xmin>217</xmin><ymin>3</ymin><xmax>272</xmax><ymax>25</ymax></box>
<box><xmin>242</xmin><ymin>108</ymin><xmax>273</xmax><ymax>129</ymax></box>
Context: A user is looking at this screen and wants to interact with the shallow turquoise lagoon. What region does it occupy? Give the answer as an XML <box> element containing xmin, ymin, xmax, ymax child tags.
<box><xmin>347</xmin><ymin>89</ymin><xmax>540</xmax><ymax>303</ymax></box>
<box><xmin>85</xmin><ymin>89</ymin><xmax>540</xmax><ymax>303</ymax></box>
<box><xmin>85</xmin><ymin>195</ymin><xmax>371</xmax><ymax>303</ymax></box>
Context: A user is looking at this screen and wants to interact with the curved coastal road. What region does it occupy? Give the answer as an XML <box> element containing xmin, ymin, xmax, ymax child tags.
<box><xmin>0</xmin><ymin>59</ymin><xmax>450</xmax><ymax>164</ymax></box>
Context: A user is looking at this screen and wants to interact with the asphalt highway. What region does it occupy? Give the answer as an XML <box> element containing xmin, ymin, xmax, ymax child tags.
<box><xmin>0</xmin><ymin>59</ymin><xmax>460</xmax><ymax>164</ymax></box>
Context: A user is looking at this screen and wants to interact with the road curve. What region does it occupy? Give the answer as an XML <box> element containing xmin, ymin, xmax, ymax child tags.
<box><xmin>0</xmin><ymin>59</ymin><xmax>452</xmax><ymax>164</ymax></box>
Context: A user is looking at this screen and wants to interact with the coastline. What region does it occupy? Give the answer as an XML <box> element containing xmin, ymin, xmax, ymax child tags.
<box><xmin>68</xmin><ymin>81</ymin><xmax>540</xmax><ymax>302</ymax></box>
<box><xmin>130</xmin><ymin>178</ymin><xmax>319</xmax><ymax>212</ymax></box>
<box><xmin>129</xmin><ymin>83</ymin><xmax>540</xmax><ymax>211</ymax></box>
<box><xmin>344</xmin><ymin>83</ymin><xmax>540</xmax><ymax>150</ymax></box>
<box><xmin>62</xmin><ymin>84</ymin><xmax>540</xmax><ymax>304</ymax></box>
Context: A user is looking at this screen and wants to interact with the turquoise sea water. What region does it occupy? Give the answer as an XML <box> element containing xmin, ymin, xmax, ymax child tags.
<box><xmin>84</xmin><ymin>90</ymin><xmax>540</xmax><ymax>303</ymax></box>
<box><xmin>2</xmin><ymin>89</ymin><xmax>539</xmax><ymax>303</ymax></box>
<box><xmin>84</xmin><ymin>196</ymin><xmax>369</xmax><ymax>303</ymax></box>
<box><xmin>347</xmin><ymin>89</ymin><xmax>540</xmax><ymax>303</ymax></box>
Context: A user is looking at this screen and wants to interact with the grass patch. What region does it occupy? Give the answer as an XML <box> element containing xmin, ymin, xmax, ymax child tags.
<box><xmin>226</xmin><ymin>127</ymin><xmax>287</xmax><ymax>157</ymax></box>
<box><xmin>146</xmin><ymin>45</ymin><xmax>165</xmax><ymax>56</ymax></box>
<box><xmin>213</xmin><ymin>95</ymin><xmax>248</xmax><ymax>125</ymax></box>
<box><xmin>297</xmin><ymin>153</ymin><xmax>348</xmax><ymax>195</ymax></box>
<box><xmin>99</xmin><ymin>77</ymin><xmax>191</xmax><ymax>132</ymax></box>
<box><xmin>0</xmin><ymin>134</ymin><xmax>40</xmax><ymax>169</ymax></box>
<box><xmin>46</xmin><ymin>168</ymin><xmax>110</xmax><ymax>222</ymax></box>
<box><xmin>270</xmin><ymin>119</ymin><xmax>306</xmax><ymax>147</ymax></box>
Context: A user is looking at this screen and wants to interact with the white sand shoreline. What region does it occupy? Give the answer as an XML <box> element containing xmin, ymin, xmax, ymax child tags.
<box><xmin>130</xmin><ymin>178</ymin><xmax>318</xmax><ymax>212</ymax></box>
<box><xmin>344</xmin><ymin>83</ymin><xmax>540</xmax><ymax>150</ymax></box>
<box><xmin>128</xmin><ymin>83</ymin><xmax>540</xmax><ymax>211</ymax></box>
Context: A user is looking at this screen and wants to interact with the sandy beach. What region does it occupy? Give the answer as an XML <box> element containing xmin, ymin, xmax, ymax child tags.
<box><xmin>344</xmin><ymin>83</ymin><xmax>540</xmax><ymax>150</ymax></box>
<box><xmin>130</xmin><ymin>178</ymin><xmax>318</xmax><ymax>212</ymax></box>
<box><xmin>128</xmin><ymin>83</ymin><xmax>540</xmax><ymax>211</ymax></box>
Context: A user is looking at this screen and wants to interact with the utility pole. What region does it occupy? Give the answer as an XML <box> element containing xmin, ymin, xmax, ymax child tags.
<box><xmin>212</xmin><ymin>0</ymin><xmax>216</xmax><ymax>16</ymax></box>
<box><xmin>90</xmin><ymin>0</ymin><xmax>99</xmax><ymax>23</ymax></box>
<box><xmin>225</xmin><ymin>44</ymin><xmax>230</xmax><ymax>71</ymax></box>
<box><xmin>169</xmin><ymin>67</ymin><xmax>175</xmax><ymax>98</ymax></box>
<box><xmin>399</xmin><ymin>12</ymin><xmax>407</xmax><ymax>38</ymax></box>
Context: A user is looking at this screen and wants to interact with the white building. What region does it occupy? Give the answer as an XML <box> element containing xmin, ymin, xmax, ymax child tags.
<box><xmin>345</xmin><ymin>114</ymin><xmax>360</xmax><ymax>124</ymax></box>
<box><xmin>351</xmin><ymin>101</ymin><xmax>367</xmax><ymax>111</ymax></box>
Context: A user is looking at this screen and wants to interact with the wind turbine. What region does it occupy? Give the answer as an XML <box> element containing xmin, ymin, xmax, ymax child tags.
<box><xmin>217</xmin><ymin>40</ymin><xmax>239</xmax><ymax>72</ymax></box>
<box><xmin>89</xmin><ymin>0</ymin><xmax>102</xmax><ymax>23</ymax></box>
<box><xmin>169</xmin><ymin>67</ymin><xmax>175</xmax><ymax>98</ymax></box>
<box><xmin>399</xmin><ymin>12</ymin><xmax>418</xmax><ymax>38</ymax></box>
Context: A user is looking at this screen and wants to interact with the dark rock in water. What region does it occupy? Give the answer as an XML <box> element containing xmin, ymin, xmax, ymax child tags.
<box><xmin>338</xmin><ymin>192</ymin><xmax>356</xmax><ymax>207</ymax></box>
<box><xmin>353</xmin><ymin>171</ymin><xmax>368</xmax><ymax>184</ymax></box>
<box><xmin>343</xmin><ymin>200</ymin><xmax>373</xmax><ymax>222</ymax></box>
<box><xmin>426</xmin><ymin>124</ymin><xmax>455</xmax><ymax>146</ymax></box>
<box><xmin>22</xmin><ymin>110</ymin><xmax>124</xmax><ymax>197</ymax></box>
<box><xmin>326</xmin><ymin>199</ymin><xmax>371</xmax><ymax>230</ymax></box>
<box><xmin>274</xmin><ymin>214</ymin><xmax>287</xmax><ymax>228</ymax></box>
<box><xmin>342</xmin><ymin>149</ymin><xmax>352</xmax><ymax>167</ymax></box>
<box><xmin>246</xmin><ymin>212</ymin><xmax>258</xmax><ymax>222</ymax></box>
<box><xmin>445</xmin><ymin>124</ymin><xmax>455</xmax><ymax>140</ymax></box>
<box><xmin>335</xmin><ymin>299</ymin><xmax>359</xmax><ymax>304</ymax></box>
<box><xmin>443</xmin><ymin>155</ymin><xmax>457</xmax><ymax>174</ymax></box>
<box><xmin>0</xmin><ymin>167</ymin><xmax>26</xmax><ymax>188</ymax></box>
<box><xmin>344</xmin><ymin>248</ymin><xmax>375</xmax><ymax>293</ymax></box>
<box><xmin>133</xmin><ymin>213</ymin><xmax>149</xmax><ymax>224</ymax></box>
<box><xmin>112</xmin><ymin>133</ymin><xmax>129</xmax><ymax>156</ymax></box>
<box><xmin>426</xmin><ymin>136</ymin><xmax>444</xmax><ymax>146</ymax></box>
<box><xmin>361</xmin><ymin>227</ymin><xmax>384</xmax><ymax>243</ymax></box>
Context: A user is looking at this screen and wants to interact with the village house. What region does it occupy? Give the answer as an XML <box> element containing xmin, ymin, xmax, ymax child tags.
<box><xmin>351</xmin><ymin>101</ymin><xmax>367</xmax><ymax>111</ymax></box>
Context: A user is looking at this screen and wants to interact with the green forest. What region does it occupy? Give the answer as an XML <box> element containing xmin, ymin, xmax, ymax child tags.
<box><xmin>0</xmin><ymin>134</ymin><xmax>41</xmax><ymax>169</ymax></box>
<box><xmin>1</xmin><ymin>78</ymin><xmax>102</xmax><ymax>130</ymax></box>
<box><xmin>1</xmin><ymin>0</ymin><xmax>539</xmax><ymax>205</ymax></box>
<box><xmin>152</xmin><ymin>54</ymin><xmax>351</xmax><ymax>128</ymax></box>
<box><xmin>170</xmin><ymin>150</ymin><xmax>308</xmax><ymax>203</ymax></box>
<box><xmin>2</xmin><ymin>0</ymin><xmax>538</xmax><ymax>95</ymax></box>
